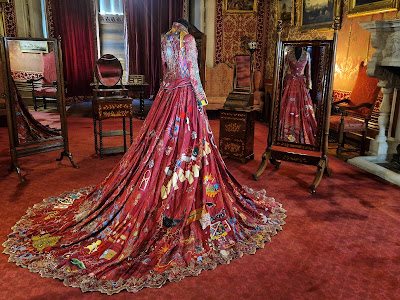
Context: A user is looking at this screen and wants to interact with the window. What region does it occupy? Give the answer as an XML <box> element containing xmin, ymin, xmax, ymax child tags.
<box><xmin>97</xmin><ymin>0</ymin><xmax>126</xmax><ymax>81</ymax></box>
<box><xmin>41</xmin><ymin>0</ymin><xmax>47</xmax><ymax>38</ymax></box>
<box><xmin>99</xmin><ymin>0</ymin><xmax>123</xmax><ymax>15</ymax></box>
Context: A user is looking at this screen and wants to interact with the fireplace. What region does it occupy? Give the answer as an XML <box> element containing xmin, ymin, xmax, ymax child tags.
<box><xmin>347</xmin><ymin>19</ymin><xmax>400</xmax><ymax>186</ymax></box>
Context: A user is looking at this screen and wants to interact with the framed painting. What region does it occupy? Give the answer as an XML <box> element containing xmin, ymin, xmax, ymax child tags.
<box><xmin>298</xmin><ymin>0</ymin><xmax>341</xmax><ymax>31</ymax></box>
<box><xmin>277</xmin><ymin>0</ymin><xmax>295</xmax><ymax>25</ymax></box>
<box><xmin>348</xmin><ymin>0</ymin><xmax>399</xmax><ymax>16</ymax></box>
<box><xmin>19</xmin><ymin>40</ymin><xmax>48</xmax><ymax>53</ymax></box>
<box><xmin>223</xmin><ymin>0</ymin><xmax>258</xmax><ymax>14</ymax></box>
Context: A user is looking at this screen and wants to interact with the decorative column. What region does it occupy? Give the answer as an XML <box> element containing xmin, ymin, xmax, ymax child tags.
<box><xmin>360</xmin><ymin>20</ymin><xmax>400</xmax><ymax>161</ymax></box>
<box><xmin>369</xmin><ymin>86</ymin><xmax>392</xmax><ymax>159</ymax></box>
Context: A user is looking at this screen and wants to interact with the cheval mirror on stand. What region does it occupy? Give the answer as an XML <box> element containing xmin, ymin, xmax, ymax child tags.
<box><xmin>0</xmin><ymin>37</ymin><xmax>77</xmax><ymax>181</ymax></box>
<box><xmin>253</xmin><ymin>20</ymin><xmax>340</xmax><ymax>194</ymax></box>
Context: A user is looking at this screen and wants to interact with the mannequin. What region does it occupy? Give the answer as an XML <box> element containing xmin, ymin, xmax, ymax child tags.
<box><xmin>177</xmin><ymin>18</ymin><xmax>189</xmax><ymax>28</ymax></box>
<box><xmin>294</xmin><ymin>46</ymin><xmax>302</xmax><ymax>61</ymax></box>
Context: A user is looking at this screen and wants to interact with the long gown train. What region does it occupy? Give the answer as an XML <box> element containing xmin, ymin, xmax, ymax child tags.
<box><xmin>3</xmin><ymin>25</ymin><xmax>286</xmax><ymax>296</ymax></box>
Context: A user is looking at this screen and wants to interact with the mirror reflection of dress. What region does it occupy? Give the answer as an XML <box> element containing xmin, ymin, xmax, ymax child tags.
<box><xmin>4</xmin><ymin>21</ymin><xmax>286</xmax><ymax>295</ymax></box>
<box><xmin>278</xmin><ymin>47</ymin><xmax>317</xmax><ymax>145</ymax></box>
<box><xmin>10</xmin><ymin>79</ymin><xmax>60</xmax><ymax>144</ymax></box>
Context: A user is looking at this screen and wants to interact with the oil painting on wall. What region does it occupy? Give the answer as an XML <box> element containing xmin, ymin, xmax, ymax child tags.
<box><xmin>299</xmin><ymin>0</ymin><xmax>339</xmax><ymax>30</ymax></box>
<box><xmin>223</xmin><ymin>0</ymin><xmax>257</xmax><ymax>13</ymax></box>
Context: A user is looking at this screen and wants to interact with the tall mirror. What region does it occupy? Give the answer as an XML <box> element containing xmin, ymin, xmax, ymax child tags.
<box><xmin>253</xmin><ymin>21</ymin><xmax>339</xmax><ymax>194</ymax></box>
<box><xmin>274</xmin><ymin>42</ymin><xmax>332</xmax><ymax>151</ymax></box>
<box><xmin>1</xmin><ymin>37</ymin><xmax>77</xmax><ymax>181</ymax></box>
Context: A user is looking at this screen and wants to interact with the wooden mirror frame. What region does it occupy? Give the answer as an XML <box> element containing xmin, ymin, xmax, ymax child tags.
<box><xmin>0</xmin><ymin>37</ymin><xmax>78</xmax><ymax>181</ymax></box>
<box><xmin>94</xmin><ymin>54</ymin><xmax>123</xmax><ymax>88</ymax></box>
<box><xmin>273</xmin><ymin>41</ymin><xmax>332</xmax><ymax>151</ymax></box>
<box><xmin>253</xmin><ymin>18</ymin><xmax>340</xmax><ymax>194</ymax></box>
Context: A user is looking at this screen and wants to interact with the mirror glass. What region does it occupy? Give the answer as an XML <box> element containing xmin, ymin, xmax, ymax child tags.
<box><xmin>5</xmin><ymin>38</ymin><xmax>61</xmax><ymax>145</ymax></box>
<box><xmin>234</xmin><ymin>55</ymin><xmax>251</xmax><ymax>90</ymax></box>
<box><xmin>274</xmin><ymin>41</ymin><xmax>332</xmax><ymax>151</ymax></box>
<box><xmin>95</xmin><ymin>54</ymin><xmax>123</xmax><ymax>87</ymax></box>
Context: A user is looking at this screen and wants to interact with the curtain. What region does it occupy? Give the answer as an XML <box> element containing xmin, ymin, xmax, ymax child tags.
<box><xmin>125</xmin><ymin>0</ymin><xmax>183</xmax><ymax>96</ymax></box>
<box><xmin>50</xmin><ymin>0</ymin><xmax>96</xmax><ymax>97</ymax></box>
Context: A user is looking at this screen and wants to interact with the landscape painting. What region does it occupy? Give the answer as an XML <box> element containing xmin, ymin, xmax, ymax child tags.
<box><xmin>299</xmin><ymin>0</ymin><xmax>339</xmax><ymax>30</ymax></box>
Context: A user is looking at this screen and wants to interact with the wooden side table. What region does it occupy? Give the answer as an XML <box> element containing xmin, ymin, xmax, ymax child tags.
<box><xmin>92</xmin><ymin>88</ymin><xmax>133</xmax><ymax>159</ymax></box>
<box><xmin>219</xmin><ymin>108</ymin><xmax>256</xmax><ymax>164</ymax></box>
<box><xmin>125</xmin><ymin>82</ymin><xmax>149</xmax><ymax>120</ymax></box>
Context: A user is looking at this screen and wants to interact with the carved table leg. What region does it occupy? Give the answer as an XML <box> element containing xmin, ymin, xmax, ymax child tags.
<box><xmin>93</xmin><ymin>118</ymin><xmax>98</xmax><ymax>154</ymax></box>
<box><xmin>140</xmin><ymin>91</ymin><xmax>145</xmax><ymax>120</ymax></box>
<box><xmin>123</xmin><ymin>117</ymin><xmax>127</xmax><ymax>152</ymax></box>
<box><xmin>130</xmin><ymin>116</ymin><xmax>133</xmax><ymax>145</ymax></box>
<box><xmin>99</xmin><ymin>118</ymin><xmax>103</xmax><ymax>159</ymax></box>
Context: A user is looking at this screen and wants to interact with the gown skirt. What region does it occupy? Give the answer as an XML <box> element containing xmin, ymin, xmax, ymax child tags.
<box><xmin>278</xmin><ymin>74</ymin><xmax>317</xmax><ymax>145</ymax></box>
<box><xmin>3</xmin><ymin>77</ymin><xmax>286</xmax><ymax>295</ymax></box>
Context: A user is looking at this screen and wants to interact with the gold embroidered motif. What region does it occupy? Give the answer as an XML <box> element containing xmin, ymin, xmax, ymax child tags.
<box><xmin>31</xmin><ymin>234</ymin><xmax>63</xmax><ymax>253</ymax></box>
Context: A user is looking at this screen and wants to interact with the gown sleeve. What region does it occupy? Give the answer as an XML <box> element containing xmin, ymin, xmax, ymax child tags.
<box><xmin>184</xmin><ymin>34</ymin><xmax>208</xmax><ymax>106</ymax></box>
<box><xmin>161</xmin><ymin>35</ymin><xmax>167</xmax><ymax>79</ymax></box>
<box><xmin>305</xmin><ymin>52</ymin><xmax>312</xmax><ymax>90</ymax></box>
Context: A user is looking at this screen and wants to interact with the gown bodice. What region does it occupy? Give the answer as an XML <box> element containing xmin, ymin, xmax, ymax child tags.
<box><xmin>160</xmin><ymin>22</ymin><xmax>207</xmax><ymax>106</ymax></box>
<box><xmin>284</xmin><ymin>48</ymin><xmax>312</xmax><ymax>89</ymax></box>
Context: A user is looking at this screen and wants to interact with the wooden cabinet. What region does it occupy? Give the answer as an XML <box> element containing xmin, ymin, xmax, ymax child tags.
<box><xmin>219</xmin><ymin>109</ymin><xmax>256</xmax><ymax>164</ymax></box>
<box><xmin>92</xmin><ymin>88</ymin><xmax>133</xmax><ymax>159</ymax></box>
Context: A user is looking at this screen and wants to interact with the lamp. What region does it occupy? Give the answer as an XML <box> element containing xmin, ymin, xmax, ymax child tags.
<box><xmin>247</xmin><ymin>41</ymin><xmax>257</xmax><ymax>56</ymax></box>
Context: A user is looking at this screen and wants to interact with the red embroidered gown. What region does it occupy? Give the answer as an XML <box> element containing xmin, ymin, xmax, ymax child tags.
<box><xmin>3</xmin><ymin>23</ymin><xmax>286</xmax><ymax>295</ymax></box>
<box><xmin>278</xmin><ymin>48</ymin><xmax>317</xmax><ymax>145</ymax></box>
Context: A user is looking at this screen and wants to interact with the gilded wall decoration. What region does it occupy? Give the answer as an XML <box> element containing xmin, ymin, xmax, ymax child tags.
<box><xmin>348</xmin><ymin>0</ymin><xmax>399</xmax><ymax>17</ymax></box>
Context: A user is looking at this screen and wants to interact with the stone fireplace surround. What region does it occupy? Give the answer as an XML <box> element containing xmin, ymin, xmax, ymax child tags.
<box><xmin>348</xmin><ymin>20</ymin><xmax>400</xmax><ymax>186</ymax></box>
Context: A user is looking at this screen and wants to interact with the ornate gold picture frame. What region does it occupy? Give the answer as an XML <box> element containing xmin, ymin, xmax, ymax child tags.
<box><xmin>298</xmin><ymin>0</ymin><xmax>341</xmax><ymax>31</ymax></box>
<box><xmin>223</xmin><ymin>0</ymin><xmax>258</xmax><ymax>14</ymax></box>
<box><xmin>348</xmin><ymin>0</ymin><xmax>399</xmax><ymax>17</ymax></box>
<box><xmin>277</xmin><ymin>0</ymin><xmax>295</xmax><ymax>25</ymax></box>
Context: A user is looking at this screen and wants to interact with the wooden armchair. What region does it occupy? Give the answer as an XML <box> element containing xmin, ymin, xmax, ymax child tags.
<box><xmin>27</xmin><ymin>51</ymin><xmax>58</xmax><ymax>110</ymax></box>
<box><xmin>330</xmin><ymin>61</ymin><xmax>380</xmax><ymax>157</ymax></box>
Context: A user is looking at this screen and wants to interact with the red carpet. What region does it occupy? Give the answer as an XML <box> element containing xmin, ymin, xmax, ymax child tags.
<box><xmin>0</xmin><ymin>115</ymin><xmax>399</xmax><ymax>299</ymax></box>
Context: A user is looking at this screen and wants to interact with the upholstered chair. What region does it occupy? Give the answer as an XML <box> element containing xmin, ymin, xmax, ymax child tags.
<box><xmin>27</xmin><ymin>51</ymin><xmax>58</xmax><ymax>110</ymax></box>
<box><xmin>330</xmin><ymin>61</ymin><xmax>380</xmax><ymax>157</ymax></box>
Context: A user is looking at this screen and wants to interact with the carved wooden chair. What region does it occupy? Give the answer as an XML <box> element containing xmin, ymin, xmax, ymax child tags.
<box><xmin>330</xmin><ymin>61</ymin><xmax>380</xmax><ymax>157</ymax></box>
<box><xmin>27</xmin><ymin>51</ymin><xmax>58</xmax><ymax>111</ymax></box>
